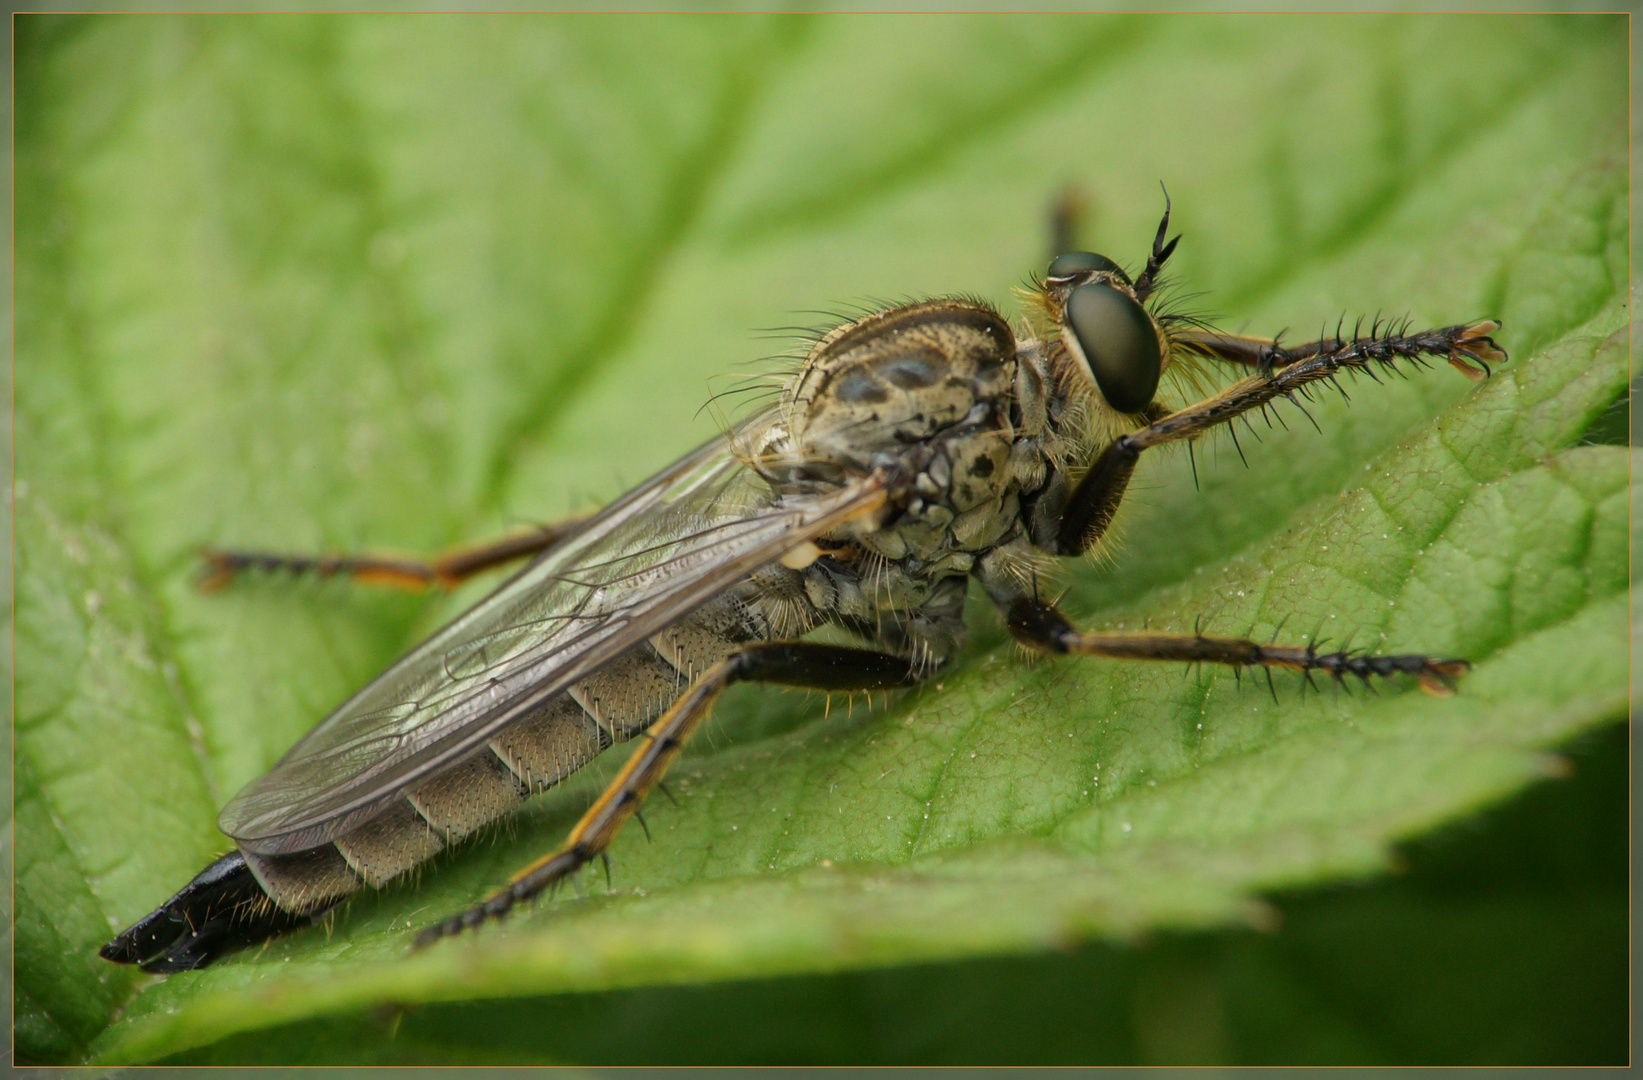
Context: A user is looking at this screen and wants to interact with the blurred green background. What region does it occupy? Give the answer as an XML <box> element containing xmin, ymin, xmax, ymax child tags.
<box><xmin>14</xmin><ymin>12</ymin><xmax>1629</xmax><ymax>1065</ymax></box>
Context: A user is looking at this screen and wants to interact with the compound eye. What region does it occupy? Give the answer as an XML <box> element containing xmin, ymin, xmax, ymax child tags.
<box><xmin>1046</xmin><ymin>250</ymin><xmax>1131</xmax><ymax>285</ymax></box>
<box><xmin>1064</xmin><ymin>281</ymin><xmax>1161</xmax><ymax>414</ymax></box>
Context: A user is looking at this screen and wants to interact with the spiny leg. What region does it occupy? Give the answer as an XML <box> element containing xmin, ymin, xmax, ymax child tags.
<box><xmin>1174</xmin><ymin>321</ymin><xmax>1505</xmax><ymax>381</ymax></box>
<box><xmin>198</xmin><ymin>519</ymin><xmax>586</xmax><ymax>592</ymax></box>
<box><xmin>1052</xmin><ymin>320</ymin><xmax>1507</xmax><ymax>555</ymax></box>
<box><xmin>1005</xmin><ymin>597</ymin><xmax>1467</xmax><ymax>697</ymax></box>
<box><xmin>414</xmin><ymin>643</ymin><xmax>925</xmax><ymax>948</ymax></box>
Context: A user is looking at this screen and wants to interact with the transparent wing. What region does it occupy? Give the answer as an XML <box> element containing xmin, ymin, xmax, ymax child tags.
<box><xmin>220</xmin><ymin>414</ymin><xmax>886</xmax><ymax>855</ymax></box>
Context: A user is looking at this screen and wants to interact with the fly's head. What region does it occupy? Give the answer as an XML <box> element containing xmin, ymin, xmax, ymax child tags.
<box><xmin>774</xmin><ymin>299</ymin><xmax>1017</xmax><ymax>489</ymax></box>
<box><xmin>1022</xmin><ymin>199</ymin><xmax>1205</xmax><ymax>445</ymax></box>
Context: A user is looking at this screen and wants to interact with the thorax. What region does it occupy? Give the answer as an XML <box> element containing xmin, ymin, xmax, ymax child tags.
<box><xmin>744</xmin><ymin>300</ymin><xmax>1077</xmax><ymax>640</ymax></box>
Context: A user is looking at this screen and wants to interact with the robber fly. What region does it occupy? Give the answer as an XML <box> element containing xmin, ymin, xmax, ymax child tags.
<box><xmin>101</xmin><ymin>196</ymin><xmax>1506</xmax><ymax>973</ymax></box>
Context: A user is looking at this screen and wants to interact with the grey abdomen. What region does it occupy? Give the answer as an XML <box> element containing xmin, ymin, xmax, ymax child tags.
<box><xmin>239</xmin><ymin>596</ymin><xmax>757</xmax><ymax>914</ymax></box>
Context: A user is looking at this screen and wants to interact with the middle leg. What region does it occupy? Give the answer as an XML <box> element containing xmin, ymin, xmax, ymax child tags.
<box><xmin>1005</xmin><ymin>596</ymin><xmax>1467</xmax><ymax>696</ymax></box>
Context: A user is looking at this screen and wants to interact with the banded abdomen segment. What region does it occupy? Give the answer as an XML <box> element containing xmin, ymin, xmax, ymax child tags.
<box><xmin>239</xmin><ymin>622</ymin><xmax>745</xmax><ymax>911</ymax></box>
<box><xmin>105</xmin><ymin>598</ymin><xmax>766</xmax><ymax>970</ymax></box>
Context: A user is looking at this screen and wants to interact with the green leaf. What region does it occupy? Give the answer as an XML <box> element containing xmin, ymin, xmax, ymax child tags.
<box><xmin>15</xmin><ymin>12</ymin><xmax>1627</xmax><ymax>1065</ymax></box>
<box><xmin>124</xmin><ymin>721</ymin><xmax>1635</xmax><ymax>1066</ymax></box>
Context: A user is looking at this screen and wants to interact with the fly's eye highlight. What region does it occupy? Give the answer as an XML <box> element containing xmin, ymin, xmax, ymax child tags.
<box><xmin>1063</xmin><ymin>281</ymin><xmax>1161</xmax><ymax>414</ymax></box>
<box><xmin>1047</xmin><ymin>250</ymin><xmax>1130</xmax><ymax>285</ymax></box>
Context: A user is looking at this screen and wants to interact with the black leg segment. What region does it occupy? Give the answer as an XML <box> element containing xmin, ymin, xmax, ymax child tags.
<box><xmin>1052</xmin><ymin>438</ymin><xmax>1140</xmax><ymax>556</ymax></box>
<box><xmin>727</xmin><ymin>641</ymin><xmax>924</xmax><ymax>690</ymax></box>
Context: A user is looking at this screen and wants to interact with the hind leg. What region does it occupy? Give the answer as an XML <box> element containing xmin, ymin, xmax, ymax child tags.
<box><xmin>415</xmin><ymin>642</ymin><xmax>926</xmax><ymax>948</ymax></box>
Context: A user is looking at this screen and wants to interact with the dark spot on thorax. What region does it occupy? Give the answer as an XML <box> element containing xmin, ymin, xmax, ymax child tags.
<box><xmin>833</xmin><ymin>371</ymin><xmax>889</xmax><ymax>404</ymax></box>
<box><xmin>878</xmin><ymin>353</ymin><xmax>942</xmax><ymax>389</ymax></box>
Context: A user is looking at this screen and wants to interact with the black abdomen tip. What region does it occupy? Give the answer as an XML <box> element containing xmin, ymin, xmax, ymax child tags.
<box><xmin>101</xmin><ymin>850</ymin><xmax>321</xmax><ymax>972</ymax></box>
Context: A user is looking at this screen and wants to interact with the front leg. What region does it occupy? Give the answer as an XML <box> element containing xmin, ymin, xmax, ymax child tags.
<box><xmin>1051</xmin><ymin>320</ymin><xmax>1507</xmax><ymax>555</ymax></box>
<box><xmin>1005</xmin><ymin>597</ymin><xmax>1467</xmax><ymax>697</ymax></box>
<box><xmin>1174</xmin><ymin>321</ymin><xmax>1504</xmax><ymax>381</ymax></box>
